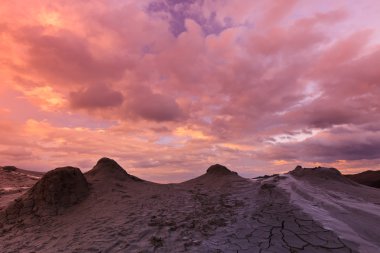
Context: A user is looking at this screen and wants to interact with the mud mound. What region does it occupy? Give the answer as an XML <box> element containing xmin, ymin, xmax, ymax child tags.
<box><xmin>1</xmin><ymin>166</ymin><xmax>18</xmax><ymax>172</ymax></box>
<box><xmin>30</xmin><ymin>167</ymin><xmax>89</xmax><ymax>207</ymax></box>
<box><xmin>291</xmin><ymin>165</ymin><xmax>341</xmax><ymax>178</ymax></box>
<box><xmin>290</xmin><ymin>166</ymin><xmax>355</xmax><ymax>185</ymax></box>
<box><xmin>1</xmin><ymin>167</ymin><xmax>89</xmax><ymax>224</ymax></box>
<box><xmin>86</xmin><ymin>157</ymin><xmax>143</xmax><ymax>182</ymax></box>
<box><xmin>86</xmin><ymin>157</ymin><xmax>128</xmax><ymax>179</ymax></box>
<box><xmin>206</xmin><ymin>164</ymin><xmax>238</xmax><ymax>176</ymax></box>
<box><xmin>182</xmin><ymin>164</ymin><xmax>242</xmax><ymax>189</ymax></box>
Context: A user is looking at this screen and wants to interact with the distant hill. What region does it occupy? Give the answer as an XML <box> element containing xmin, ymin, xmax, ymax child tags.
<box><xmin>345</xmin><ymin>170</ymin><xmax>380</xmax><ymax>188</ymax></box>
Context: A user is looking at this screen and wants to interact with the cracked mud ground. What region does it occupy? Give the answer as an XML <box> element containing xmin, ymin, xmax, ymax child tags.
<box><xmin>0</xmin><ymin>174</ymin><xmax>360</xmax><ymax>252</ymax></box>
<box><xmin>199</xmin><ymin>179</ymin><xmax>358</xmax><ymax>253</ymax></box>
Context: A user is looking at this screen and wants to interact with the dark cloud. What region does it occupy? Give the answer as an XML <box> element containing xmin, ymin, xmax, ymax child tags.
<box><xmin>70</xmin><ymin>83</ymin><xmax>124</xmax><ymax>109</ymax></box>
<box><xmin>260</xmin><ymin>126</ymin><xmax>380</xmax><ymax>162</ymax></box>
<box><xmin>126</xmin><ymin>85</ymin><xmax>183</xmax><ymax>122</ymax></box>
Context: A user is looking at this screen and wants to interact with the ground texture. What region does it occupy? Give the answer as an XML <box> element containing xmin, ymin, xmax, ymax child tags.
<box><xmin>1</xmin><ymin>161</ymin><xmax>379</xmax><ymax>253</ymax></box>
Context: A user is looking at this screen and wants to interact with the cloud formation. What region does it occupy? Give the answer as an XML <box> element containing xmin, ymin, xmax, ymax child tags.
<box><xmin>1</xmin><ymin>0</ymin><xmax>380</xmax><ymax>182</ymax></box>
<box><xmin>125</xmin><ymin>85</ymin><xmax>183</xmax><ymax>121</ymax></box>
<box><xmin>70</xmin><ymin>83</ymin><xmax>124</xmax><ymax>109</ymax></box>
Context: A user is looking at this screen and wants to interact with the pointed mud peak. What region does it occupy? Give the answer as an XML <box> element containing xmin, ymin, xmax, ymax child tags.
<box><xmin>96</xmin><ymin>157</ymin><xmax>121</xmax><ymax>167</ymax></box>
<box><xmin>91</xmin><ymin>157</ymin><xmax>127</xmax><ymax>176</ymax></box>
<box><xmin>86</xmin><ymin>157</ymin><xmax>143</xmax><ymax>182</ymax></box>
<box><xmin>87</xmin><ymin>157</ymin><xmax>127</xmax><ymax>179</ymax></box>
<box><xmin>206</xmin><ymin>164</ymin><xmax>238</xmax><ymax>176</ymax></box>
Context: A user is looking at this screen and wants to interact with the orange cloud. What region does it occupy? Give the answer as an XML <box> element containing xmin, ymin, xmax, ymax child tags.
<box><xmin>1</xmin><ymin>0</ymin><xmax>380</xmax><ymax>182</ymax></box>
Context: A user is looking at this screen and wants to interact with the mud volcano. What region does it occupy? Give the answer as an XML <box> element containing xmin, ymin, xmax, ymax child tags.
<box><xmin>206</xmin><ymin>164</ymin><xmax>238</xmax><ymax>176</ymax></box>
<box><xmin>1</xmin><ymin>167</ymin><xmax>89</xmax><ymax>224</ymax></box>
<box><xmin>86</xmin><ymin>157</ymin><xmax>143</xmax><ymax>182</ymax></box>
<box><xmin>290</xmin><ymin>165</ymin><xmax>356</xmax><ymax>185</ymax></box>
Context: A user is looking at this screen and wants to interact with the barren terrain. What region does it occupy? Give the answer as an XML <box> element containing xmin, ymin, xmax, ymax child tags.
<box><xmin>0</xmin><ymin>160</ymin><xmax>379</xmax><ymax>253</ymax></box>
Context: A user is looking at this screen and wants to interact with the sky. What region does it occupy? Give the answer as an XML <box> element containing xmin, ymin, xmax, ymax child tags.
<box><xmin>1</xmin><ymin>0</ymin><xmax>380</xmax><ymax>182</ymax></box>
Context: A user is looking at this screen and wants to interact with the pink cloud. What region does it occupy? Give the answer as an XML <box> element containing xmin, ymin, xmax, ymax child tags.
<box><xmin>260</xmin><ymin>0</ymin><xmax>299</xmax><ymax>27</ymax></box>
<box><xmin>70</xmin><ymin>83</ymin><xmax>124</xmax><ymax>109</ymax></box>
<box><xmin>1</xmin><ymin>0</ymin><xmax>380</xmax><ymax>181</ymax></box>
<box><xmin>125</xmin><ymin>85</ymin><xmax>184</xmax><ymax>122</ymax></box>
<box><xmin>13</xmin><ymin>28</ymin><xmax>128</xmax><ymax>85</ymax></box>
<box><xmin>259</xmin><ymin>125</ymin><xmax>380</xmax><ymax>163</ymax></box>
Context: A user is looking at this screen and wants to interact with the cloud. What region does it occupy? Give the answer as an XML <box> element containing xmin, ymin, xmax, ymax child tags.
<box><xmin>0</xmin><ymin>147</ymin><xmax>33</xmax><ymax>161</ymax></box>
<box><xmin>126</xmin><ymin>85</ymin><xmax>183</xmax><ymax>122</ymax></box>
<box><xmin>13</xmin><ymin>28</ymin><xmax>128</xmax><ymax>85</ymax></box>
<box><xmin>1</xmin><ymin>0</ymin><xmax>380</xmax><ymax>180</ymax></box>
<box><xmin>147</xmin><ymin>0</ymin><xmax>233</xmax><ymax>36</ymax></box>
<box><xmin>260</xmin><ymin>0</ymin><xmax>299</xmax><ymax>27</ymax></box>
<box><xmin>70</xmin><ymin>83</ymin><xmax>124</xmax><ymax>109</ymax></box>
<box><xmin>259</xmin><ymin>125</ymin><xmax>380</xmax><ymax>162</ymax></box>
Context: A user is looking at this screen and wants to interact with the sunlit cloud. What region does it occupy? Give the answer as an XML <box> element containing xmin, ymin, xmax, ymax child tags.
<box><xmin>17</xmin><ymin>85</ymin><xmax>67</xmax><ymax>111</ymax></box>
<box><xmin>0</xmin><ymin>0</ymin><xmax>380</xmax><ymax>182</ymax></box>
<box><xmin>174</xmin><ymin>127</ymin><xmax>211</xmax><ymax>141</ymax></box>
<box><xmin>38</xmin><ymin>10</ymin><xmax>63</xmax><ymax>28</ymax></box>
